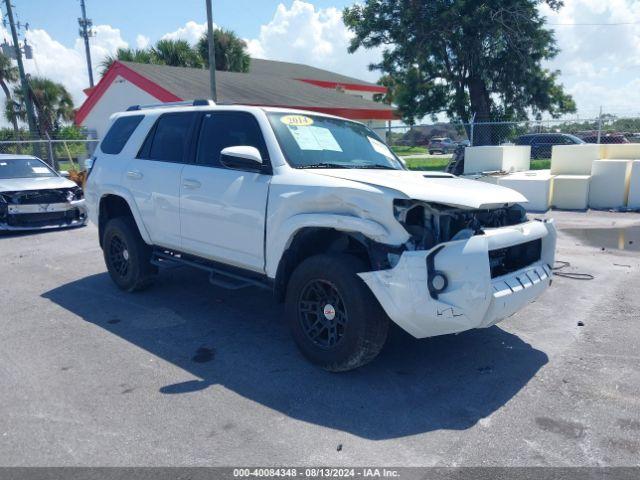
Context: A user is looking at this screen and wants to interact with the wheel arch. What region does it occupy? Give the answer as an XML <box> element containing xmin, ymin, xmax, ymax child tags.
<box><xmin>272</xmin><ymin>223</ymin><xmax>403</xmax><ymax>303</ymax></box>
<box><xmin>98</xmin><ymin>191</ymin><xmax>151</xmax><ymax>247</ymax></box>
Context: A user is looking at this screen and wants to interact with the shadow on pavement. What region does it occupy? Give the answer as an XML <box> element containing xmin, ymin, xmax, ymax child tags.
<box><xmin>42</xmin><ymin>266</ymin><xmax>547</xmax><ymax>440</ymax></box>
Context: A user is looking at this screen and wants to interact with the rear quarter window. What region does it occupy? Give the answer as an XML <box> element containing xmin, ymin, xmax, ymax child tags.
<box><xmin>100</xmin><ymin>115</ymin><xmax>144</xmax><ymax>154</ymax></box>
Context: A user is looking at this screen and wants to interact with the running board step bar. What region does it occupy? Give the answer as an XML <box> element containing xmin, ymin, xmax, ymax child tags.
<box><xmin>151</xmin><ymin>249</ymin><xmax>271</xmax><ymax>291</ymax></box>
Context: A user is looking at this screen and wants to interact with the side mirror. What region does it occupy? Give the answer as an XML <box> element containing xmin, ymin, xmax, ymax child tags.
<box><xmin>83</xmin><ymin>157</ymin><xmax>94</xmax><ymax>171</ymax></box>
<box><xmin>220</xmin><ymin>146</ymin><xmax>263</xmax><ymax>171</ymax></box>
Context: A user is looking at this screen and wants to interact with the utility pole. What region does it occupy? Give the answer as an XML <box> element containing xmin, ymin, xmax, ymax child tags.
<box><xmin>205</xmin><ymin>0</ymin><xmax>217</xmax><ymax>101</ymax></box>
<box><xmin>78</xmin><ymin>0</ymin><xmax>94</xmax><ymax>87</ymax></box>
<box><xmin>4</xmin><ymin>0</ymin><xmax>37</xmax><ymax>137</ymax></box>
<box><xmin>596</xmin><ymin>105</ymin><xmax>603</xmax><ymax>145</ymax></box>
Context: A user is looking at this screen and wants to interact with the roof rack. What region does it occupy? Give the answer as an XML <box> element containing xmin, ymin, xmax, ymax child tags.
<box><xmin>126</xmin><ymin>99</ymin><xmax>215</xmax><ymax>111</ymax></box>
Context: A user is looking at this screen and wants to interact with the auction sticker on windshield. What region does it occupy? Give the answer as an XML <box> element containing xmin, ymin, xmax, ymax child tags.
<box><xmin>368</xmin><ymin>136</ymin><xmax>395</xmax><ymax>159</ymax></box>
<box><xmin>288</xmin><ymin>125</ymin><xmax>343</xmax><ymax>152</ymax></box>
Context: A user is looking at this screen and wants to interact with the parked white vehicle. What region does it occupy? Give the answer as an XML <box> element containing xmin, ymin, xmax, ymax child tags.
<box><xmin>85</xmin><ymin>100</ymin><xmax>556</xmax><ymax>371</ymax></box>
<box><xmin>0</xmin><ymin>154</ymin><xmax>87</xmax><ymax>231</ymax></box>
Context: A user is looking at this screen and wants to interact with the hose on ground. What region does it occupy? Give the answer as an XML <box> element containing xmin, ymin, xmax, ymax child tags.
<box><xmin>552</xmin><ymin>260</ymin><xmax>594</xmax><ymax>280</ymax></box>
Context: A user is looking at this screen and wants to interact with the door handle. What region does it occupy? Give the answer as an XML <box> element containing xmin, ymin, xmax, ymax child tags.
<box><xmin>126</xmin><ymin>170</ymin><xmax>143</xmax><ymax>180</ymax></box>
<box><xmin>182</xmin><ymin>179</ymin><xmax>202</xmax><ymax>189</ymax></box>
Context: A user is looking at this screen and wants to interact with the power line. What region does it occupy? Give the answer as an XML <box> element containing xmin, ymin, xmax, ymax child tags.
<box><xmin>548</xmin><ymin>21</ymin><xmax>640</xmax><ymax>26</ymax></box>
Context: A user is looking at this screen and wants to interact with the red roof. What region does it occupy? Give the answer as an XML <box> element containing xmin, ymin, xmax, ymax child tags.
<box><xmin>76</xmin><ymin>61</ymin><xmax>394</xmax><ymax>125</ymax></box>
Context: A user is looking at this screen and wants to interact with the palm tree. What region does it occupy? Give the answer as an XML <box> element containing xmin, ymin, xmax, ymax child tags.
<box><xmin>197</xmin><ymin>29</ymin><xmax>251</xmax><ymax>72</ymax></box>
<box><xmin>151</xmin><ymin>39</ymin><xmax>203</xmax><ymax>68</ymax></box>
<box><xmin>6</xmin><ymin>76</ymin><xmax>74</xmax><ymax>137</ymax></box>
<box><xmin>0</xmin><ymin>52</ymin><xmax>20</xmax><ymax>136</ymax></box>
<box><xmin>100</xmin><ymin>48</ymin><xmax>153</xmax><ymax>75</ymax></box>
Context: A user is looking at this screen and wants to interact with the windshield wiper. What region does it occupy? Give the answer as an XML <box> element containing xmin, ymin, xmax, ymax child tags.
<box><xmin>352</xmin><ymin>164</ymin><xmax>399</xmax><ymax>170</ymax></box>
<box><xmin>299</xmin><ymin>163</ymin><xmax>349</xmax><ymax>169</ymax></box>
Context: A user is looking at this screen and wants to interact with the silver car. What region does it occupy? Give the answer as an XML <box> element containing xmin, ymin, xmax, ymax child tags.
<box><xmin>0</xmin><ymin>154</ymin><xmax>87</xmax><ymax>231</ymax></box>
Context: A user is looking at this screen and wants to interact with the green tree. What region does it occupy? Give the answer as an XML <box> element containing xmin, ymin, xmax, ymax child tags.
<box><xmin>100</xmin><ymin>48</ymin><xmax>153</xmax><ymax>74</ymax></box>
<box><xmin>196</xmin><ymin>28</ymin><xmax>251</xmax><ymax>72</ymax></box>
<box><xmin>0</xmin><ymin>52</ymin><xmax>20</xmax><ymax>136</ymax></box>
<box><xmin>6</xmin><ymin>76</ymin><xmax>74</xmax><ymax>137</ymax></box>
<box><xmin>344</xmin><ymin>0</ymin><xmax>576</xmax><ymax>143</ymax></box>
<box><xmin>150</xmin><ymin>39</ymin><xmax>203</xmax><ymax>68</ymax></box>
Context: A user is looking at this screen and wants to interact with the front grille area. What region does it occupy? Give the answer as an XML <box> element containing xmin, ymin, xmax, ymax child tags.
<box><xmin>6</xmin><ymin>209</ymin><xmax>80</xmax><ymax>228</ymax></box>
<box><xmin>489</xmin><ymin>239</ymin><xmax>542</xmax><ymax>279</ymax></box>
<box><xmin>2</xmin><ymin>189</ymin><xmax>72</xmax><ymax>205</ymax></box>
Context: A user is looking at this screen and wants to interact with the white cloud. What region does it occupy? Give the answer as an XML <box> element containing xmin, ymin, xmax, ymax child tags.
<box><xmin>23</xmin><ymin>25</ymin><xmax>126</xmax><ymax>105</ymax></box>
<box><xmin>161</xmin><ymin>21</ymin><xmax>209</xmax><ymax>45</ymax></box>
<box><xmin>247</xmin><ymin>0</ymin><xmax>382</xmax><ymax>83</ymax></box>
<box><xmin>541</xmin><ymin>0</ymin><xmax>640</xmax><ymax>116</ymax></box>
<box><xmin>136</xmin><ymin>34</ymin><xmax>150</xmax><ymax>49</ymax></box>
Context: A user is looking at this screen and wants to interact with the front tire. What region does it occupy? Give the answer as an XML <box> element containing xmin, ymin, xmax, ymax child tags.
<box><xmin>102</xmin><ymin>217</ymin><xmax>155</xmax><ymax>292</ymax></box>
<box><xmin>285</xmin><ymin>254</ymin><xmax>389</xmax><ymax>372</ymax></box>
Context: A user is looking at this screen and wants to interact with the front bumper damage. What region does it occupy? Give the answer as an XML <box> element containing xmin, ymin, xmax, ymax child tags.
<box><xmin>359</xmin><ymin>219</ymin><xmax>556</xmax><ymax>338</ymax></box>
<box><xmin>0</xmin><ymin>199</ymin><xmax>87</xmax><ymax>231</ymax></box>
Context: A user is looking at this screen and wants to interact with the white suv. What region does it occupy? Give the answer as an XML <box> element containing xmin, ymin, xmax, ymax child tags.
<box><xmin>85</xmin><ymin>100</ymin><xmax>556</xmax><ymax>371</ymax></box>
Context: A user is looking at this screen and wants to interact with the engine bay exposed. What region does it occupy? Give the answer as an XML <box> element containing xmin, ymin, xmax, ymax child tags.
<box><xmin>393</xmin><ymin>199</ymin><xmax>528</xmax><ymax>251</ymax></box>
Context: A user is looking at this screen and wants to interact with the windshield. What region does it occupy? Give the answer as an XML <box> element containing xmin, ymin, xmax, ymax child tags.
<box><xmin>268</xmin><ymin>113</ymin><xmax>404</xmax><ymax>170</ymax></box>
<box><xmin>0</xmin><ymin>158</ymin><xmax>57</xmax><ymax>179</ymax></box>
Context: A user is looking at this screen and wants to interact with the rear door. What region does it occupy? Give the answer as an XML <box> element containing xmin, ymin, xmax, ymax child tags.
<box><xmin>123</xmin><ymin>111</ymin><xmax>197</xmax><ymax>249</ymax></box>
<box><xmin>179</xmin><ymin>111</ymin><xmax>271</xmax><ymax>272</ymax></box>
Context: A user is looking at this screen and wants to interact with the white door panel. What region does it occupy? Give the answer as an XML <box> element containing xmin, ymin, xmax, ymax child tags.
<box><xmin>123</xmin><ymin>158</ymin><xmax>183</xmax><ymax>249</ymax></box>
<box><xmin>180</xmin><ymin>165</ymin><xmax>269</xmax><ymax>272</ymax></box>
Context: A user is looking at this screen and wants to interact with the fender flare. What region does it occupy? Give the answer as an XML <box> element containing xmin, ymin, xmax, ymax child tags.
<box><xmin>265</xmin><ymin>213</ymin><xmax>395</xmax><ymax>278</ymax></box>
<box><xmin>98</xmin><ymin>185</ymin><xmax>152</xmax><ymax>245</ymax></box>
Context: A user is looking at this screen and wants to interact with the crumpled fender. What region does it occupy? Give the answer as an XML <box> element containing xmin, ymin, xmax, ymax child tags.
<box><xmin>265</xmin><ymin>213</ymin><xmax>394</xmax><ymax>278</ymax></box>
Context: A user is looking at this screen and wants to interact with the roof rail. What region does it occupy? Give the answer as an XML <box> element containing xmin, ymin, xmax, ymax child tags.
<box><xmin>126</xmin><ymin>99</ymin><xmax>216</xmax><ymax>111</ymax></box>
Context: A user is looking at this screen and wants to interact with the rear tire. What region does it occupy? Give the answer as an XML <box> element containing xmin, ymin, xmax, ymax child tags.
<box><xmin>285</xmin><ymin>254</ymin><xmax>389</xmax><ymax>372</ymax></box>
<box><xmin>102</xmin><ymin>217</ymin><xmax>155</xmax><ymax>292</ymax></box>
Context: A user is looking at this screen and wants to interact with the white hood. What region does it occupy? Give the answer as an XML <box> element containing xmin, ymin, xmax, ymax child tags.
<box><xmin>0</xmin><ymin>176</ymin><xmax>77</xmax><ymax>193</ymax></box>
<box><xmin>307</xmin><ymin>169</ymin><xmax>527</xmax><ymax>209</ymax></box>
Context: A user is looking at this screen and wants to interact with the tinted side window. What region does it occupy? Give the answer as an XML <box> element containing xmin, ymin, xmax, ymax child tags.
<box><xmin>101</xmin><ymin>115</ymin><xmax>144</xmax><ymax>154</ymax></box>
<box><xmin>196</xmin><ymin>112</ymin><xmax>268</xmax><ymax>168</ymax></box>
<box><xmin>142</xmin><ymin>112</ymin><xmax>195</xmax><ymax>162</ymax></box>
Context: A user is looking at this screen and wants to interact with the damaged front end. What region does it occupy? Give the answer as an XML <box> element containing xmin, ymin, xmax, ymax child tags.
<box><xmin>359</xmin><ymin>199</ymin><xmax>556</xmax><ymax>339</ymax></box>
<box><xmin>0</xmin><ymin>187</ymin><xmax>87</xmax><ymax>231</ymax></box>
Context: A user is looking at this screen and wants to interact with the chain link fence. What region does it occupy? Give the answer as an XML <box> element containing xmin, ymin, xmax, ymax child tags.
<box><xmin>371</xmin><ymin>116</ymin><xmax>640</xmax><ymax>171</ymax></box>
<box><xmin>0</xmin><ymin>138</ymin><xmax>99</xmax><ymax>171</ymax></box>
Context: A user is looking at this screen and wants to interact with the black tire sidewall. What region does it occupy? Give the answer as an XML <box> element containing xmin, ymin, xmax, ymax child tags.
<box><xmin>102</xmin><ymin>217</ymin><xmax>150</xmax><ymax>292</ymax></box>
<box><xmin>285</xmin><ymin>254</ymin><xmax>387</xmax><ymax>370</ymax></box>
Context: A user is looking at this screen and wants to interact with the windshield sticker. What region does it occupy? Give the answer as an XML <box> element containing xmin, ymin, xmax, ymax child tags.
<box><xmin>368</xmin><ymin>136</ymin><xmax>394</xmax><ymax>159</ymax></box>
<box><xmin>308</xmin><ymin>126</ymin><xmax>342</xmax><ymax>152</ymax></box>
<box><xmin>289</xmin><ymin>126</ymin><xmax>322</xmax><ymax>150</ymax></box>
<box><xmin>288</xmin><ymin>125</ymin><xmax>343</xmax><ymax>152</ymax></box>
<box><xmin>32</xmin><ymin>167</ymin><xmax>50</xmax><ymax>174</ymax></box>
<box><xmin>280</xmin><ymin>115</ymin><xmax>314</xmax><ymax>127</ymax></box>
<box><xmin>0</xmin><ymin>162</ymin><xmax>6</xmax><ymax>166</ymax></box>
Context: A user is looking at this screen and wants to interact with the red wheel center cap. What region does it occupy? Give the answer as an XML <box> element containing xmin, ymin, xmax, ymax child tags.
<box><xmin>323</xmin><ymin>304</ymin><xmax>336</xmax><ymax>321</ymax></box>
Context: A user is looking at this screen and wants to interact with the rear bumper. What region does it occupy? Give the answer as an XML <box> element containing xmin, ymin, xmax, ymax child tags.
<box><xmin>0</xmin><ymin>199</ymin><xmax>87</xmax><ymax>231</ymax></box>
<box><xmin>358</xmin><ymin>219</ymin><xmax>556</xmax><ymax>338</ymax></box>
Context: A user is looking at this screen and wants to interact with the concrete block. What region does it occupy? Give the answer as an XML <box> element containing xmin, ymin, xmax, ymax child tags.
<box><xmin>588</xmin><ymin>160</ymin><xmax>632</xmax><ymax>209</ymax></box>
<box><xmin>603</xmin><ymin>143</ymin><xmax>640</xmax><ymax>160</ymax></box>
<box><xmin>497</xmin><ymin>170</ymin><xmax>555</xmax><ymax>212</ymax></box>
<box><xmin>551</xmin><ymin>144</ymin><xmax>604</xmax><ymax>175</ymax></box>
<box><xmin>474</xmin><ymin>174</ymin><xmax>501</xmax><ymax>185</ymax></box>
<box><xmin>551</xmin><ymin>175</ymin><xmax>591</xmax><ymax>210</ymax></box>
<box><xmin>464</xmin><ymin>146</ymin><xmax>530</xmax><ymax>174</ymax></box>
<box><xmin>628</xmin><ymin>160</ymin><xmax>640</xmax><ymax>209</ymax></box>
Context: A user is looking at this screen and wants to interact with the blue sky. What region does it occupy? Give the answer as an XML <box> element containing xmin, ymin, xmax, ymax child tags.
<box><xmin>17</xmin><ymin>0</ymin><xmax>354</xmax><ymax>49</ymax></box>
<box><xmin>5</xmin><ymin>0</ymin><xmax>640</xmax><ymax>120</ymax></box>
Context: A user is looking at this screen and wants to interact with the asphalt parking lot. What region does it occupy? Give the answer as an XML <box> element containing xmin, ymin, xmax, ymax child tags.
<box><xmin>1</xmin><ymin>210</ymin><xmax>639</xmax><ymax>467</ymax></box>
